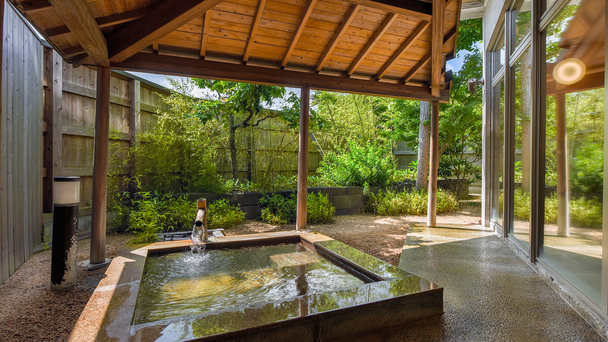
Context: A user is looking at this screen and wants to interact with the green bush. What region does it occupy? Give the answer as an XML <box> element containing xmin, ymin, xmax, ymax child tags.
<box><xmin>161</xmin><ymin>196</ymin><xmax>195</xmax><ymax>231</ymax></box>
<box><xmin>511</xmin><ymin>189</ymin><xmax>603</xmax><ymax>228</ymax></box>
<box><xmin>366</xmin><ymin>189</ymin><xmax>459</xmax><ymax>216</ymax></box>
<box><xmin>207</xmin><ymin>199</ymin><xmax>246</xmax><ymax>229</ymax></box>
<box><xmin>259</xmin><ymin>193</ymin><xmax>335</xmax><ymax>224</ymax></box>
<box><xmin>128</xmin><ymin>192</ymin><xmax>167</xmax><ymax>244</ymax></box>
<box><xmin>317</xmin><ymin>141</ymin><xmax>398</xmax><ymax>188</ymax></box>
<box><xmin>307</xmin><ymin>192</ymin><xmax>335</xmax><ymax>224</ymax></box>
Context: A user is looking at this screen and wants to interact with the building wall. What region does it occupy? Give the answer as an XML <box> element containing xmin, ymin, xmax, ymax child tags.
<box><xmin>0</xmin><ymin>2</ymin><xmax>43</xmax><ymax>283</ymax></box>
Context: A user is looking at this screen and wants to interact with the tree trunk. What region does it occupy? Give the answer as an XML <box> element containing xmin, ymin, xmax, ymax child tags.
<box><xmin>416</xmin><ymin>101</ymin><xmax>431</xmax><ymax>191</ymax></box>
<box><xmin>229</xmin><ymin>116</ymin><xmax>238</xmax><ymax>180</ymax></box>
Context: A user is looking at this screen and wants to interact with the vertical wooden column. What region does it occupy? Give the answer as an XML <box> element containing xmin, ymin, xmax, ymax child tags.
<box><xmin>90</xmin><ymin>66</ymin><xmax>111</xmax><ymax>265</ymax></box>
<box><xmin>42</xmin><ymin>48</ymin><xmax>62</xmax><ymax>213</ymax></box>
<box><xmin>555</xmin><ymin>93</ymin><xmax>569</xmax><ymax>237</ymax></box>
<box><xmin>427</xmin><ymin>100</ymin><xmax>439</xmax><ymax>227</ymax></box>
<box><xmin>296</xmin><ymin>87</ymin><xmax>310</xmax><ymax>231</ymax></box>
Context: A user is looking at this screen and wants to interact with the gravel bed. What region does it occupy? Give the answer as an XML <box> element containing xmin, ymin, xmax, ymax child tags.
<box><xmin>0</xmin><ymin>200</ymin><xmax>481</xmax><ymax>342</ymax></box>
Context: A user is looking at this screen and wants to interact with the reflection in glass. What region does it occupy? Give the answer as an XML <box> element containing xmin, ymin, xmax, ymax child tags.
<box><xmin>512</xmin><ymin>47</ymin><xmax>532</xmax><ymax>248</ymax></box>
<box><xmin>492</xmin><ymin>81</ymin><xmax>505</xmax><ymax>228</ymax></box>
<box><xmin>515</xmin><ymin>0</ymin><xmax>532</xmax><ymax>49</ymax></box>
<box><xmin>542</xmin><ymin>0</ymin><xmax>604</xmax><ymax>306</ymax></box>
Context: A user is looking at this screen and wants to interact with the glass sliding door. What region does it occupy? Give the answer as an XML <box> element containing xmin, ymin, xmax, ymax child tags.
<box><xmin>511</xmin><ymin>46</ymin><xmax>533</xmax><ymax>249</ymax></box>
<box><xmin>541</xmin><ymin>0</ymin><xmax>604</xmax><ymax>306</ymax></box>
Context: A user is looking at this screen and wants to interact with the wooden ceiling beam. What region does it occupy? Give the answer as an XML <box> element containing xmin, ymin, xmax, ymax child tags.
<box><xmin>106</xmin><ymin>0</ymin><xmax>224</xmax><ymax>63</ymax></box>
<box><xmin>345</xmin><ymin>0</ymin><xmax>432</xmax><ymax>21</ymax></box>
<box><xmin>431</xmin><ymin>0</ymin><xmax>445</xmax><ymax>97</ymax></box>
<box><xmin>374</xmin><ymin>20</ymin><xmax>430</xmax><ymax>81</ymax></box>
<box><xmin>401</xmin><ymin>26</ymin><xmax>455</xmax><ymax>84</ymax></box>
<box><xmin>113</xmin><ymin>53</ymin><xmax>449</xmax><ymax>101</ymax></box>
<box><xmin>199</xmin><ymin>11</ymin><xmax>210</xmax><ymax>58</ymax></box>
<box><xmin>316</xmin><ymin>4</ymin><xmax>360</xmax><ymax>73</ymax></box>
<box><xmin>16</xmin><ymin>0</ymin><xmax>51</xmax><ymax>13</ymax></box>
<box><xmin>48</xmin><ymin>0</ymin><xmax>108</xmax><ymax>66</ymax></box>
<box><xmin>45</xmin><ymin>8</ymin><xmax>150</xmax><ymax>38</ymax></box>
<box><xmin>346</xmin><ymin>13</ymin><xmax>398</xmax><ymax>76</ymax></box>
<box><xmin>243</xmin><ymin>0</ymin><xmax>268</xmax><ymax>64</ymax></box>
<box><xmin>281</xmin><ymin>0</ymin><xmax>318</xmax><ymax>68</ymax></box>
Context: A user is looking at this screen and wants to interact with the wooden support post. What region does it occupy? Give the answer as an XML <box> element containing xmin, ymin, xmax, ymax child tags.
<box><xmin>90</xmin><ymin>66</ymin><xmax>111</xmax><ymax>265</ymax></box>
<box><xmin>427</xmin><ymin>100</ymin><xmax>439</xmax><ymax>227</ymax></box>
<box><xmin>555</xmin><ymin>93</ymin><xmax>569</xmax><ymax>237</ymax></box>
<box><xmin>43</xmin><ymin>48</ymin><xmax>63</xmax><ymax>213</ymax></box>
<box><xmin>296</xmin><ymin>87</ymin><xmax>310</xmax><ymax>231</ymax></box>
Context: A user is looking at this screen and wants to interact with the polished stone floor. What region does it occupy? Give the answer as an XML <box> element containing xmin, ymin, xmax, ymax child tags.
<box><xmin>355</xmin><ymin>223</ymin><xmax>605</xmax><ymax>341</ymax></box>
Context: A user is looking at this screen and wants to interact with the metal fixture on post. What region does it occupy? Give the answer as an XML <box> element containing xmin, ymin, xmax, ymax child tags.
<box><xmin>468</xmin><ymin>78</ymin><xmax>485</xmax><ymax>93</ymax></box>
<box><xmin>51</xmin><ymin>176</ymin><xmax>80</xmax><ymax>291</ymax></box>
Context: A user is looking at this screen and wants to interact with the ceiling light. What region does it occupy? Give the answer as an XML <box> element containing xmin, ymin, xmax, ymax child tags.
<box><xmin>553</xmin><ymin>58</ymin><xmax>586</xmax><ymax>85</ymax></box>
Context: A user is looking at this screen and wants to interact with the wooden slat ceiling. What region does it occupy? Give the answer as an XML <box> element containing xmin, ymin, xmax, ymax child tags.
<box><xmin>10</xmin><ymin>0</ymin><xmax>462</xmax><ymax>101</ymax></box>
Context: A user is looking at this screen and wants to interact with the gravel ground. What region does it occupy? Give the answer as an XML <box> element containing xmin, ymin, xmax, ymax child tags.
<box><xmin>0</xmin><ymin>200</ymin><xmax>481</xmax><ymax>342</ymax></box>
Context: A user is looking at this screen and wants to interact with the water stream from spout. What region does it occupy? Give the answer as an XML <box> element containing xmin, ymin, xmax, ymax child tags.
<box><xmin>190</xmin><ymin>224</ymin><xmax>206</xmax><ymax>254</ymax></box>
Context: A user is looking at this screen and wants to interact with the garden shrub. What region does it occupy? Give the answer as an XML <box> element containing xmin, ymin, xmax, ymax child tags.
<box><xmin>366</xmin><ymin>189</ymin><xmax>459</xmax><ymax>216</ymax></box>
<box><xmin>307</xmin><ymin>192</ymin><xmax>335</xmax><ymax>224</ymax></box>
<box><xmin>161</xmin><ymin>196</ymin><xmax>195</xmax><ymax>231</ymax></box>
<box><xmin>511</xmin><ymin>189</ymin><xmax>603</xmax><ymax>228</ymax></box>
<box><xmin>317</xmin><ymin>141</ymin><xmax>398</xmax><ymax>188</ymax></box>
<box><xmin>207</xmin><ymin>199</ymin><xmax>246</xmax><ymax>229</ymax></box>
<box><xmin>128</xmin><ymin>192</ymin><xmax>167</xmax><ymax>244</ymax></box>
<box><xmin>259</xmin><ymin>193</ymin><xmax>335</xmax><ymax>224</ymax></box>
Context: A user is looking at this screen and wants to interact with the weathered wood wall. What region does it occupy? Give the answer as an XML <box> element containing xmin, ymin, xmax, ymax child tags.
<box><xmin>42</xmin><ymin>57</ymin><xmax>172</xmax><ymax>211</ymax></box>
<box><xmin>1</xmin><ymin>3</ymin><xmax>43</xmax><ymax>283</ymax></box>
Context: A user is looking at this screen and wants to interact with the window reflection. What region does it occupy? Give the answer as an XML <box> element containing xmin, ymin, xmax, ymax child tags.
<box><xmin>515</xmin><ymin>0</ymin><xmax>532</xmax><ymax>49</ymax></box>
<box><xmin>543</xmin><ymin>0</ymin><xmax>604</xmax><ymax>305</ymax></box>
<box><xmin>512</xmin><ymin>47</ymin><xmax>532</xmax><ymax>248</ymax></box>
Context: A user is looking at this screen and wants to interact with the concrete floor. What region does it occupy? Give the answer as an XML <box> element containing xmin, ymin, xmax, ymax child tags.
<box><xmin>355</xmin><ymin>223</ymin><xmax>606</xmax><ymax>341</ymax></box>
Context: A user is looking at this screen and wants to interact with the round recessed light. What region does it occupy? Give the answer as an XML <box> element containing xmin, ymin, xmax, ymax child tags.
<box><xmin>553</xmin><ymin>58</ymin><xmax>586</xmax><ymax>85</ymax></box>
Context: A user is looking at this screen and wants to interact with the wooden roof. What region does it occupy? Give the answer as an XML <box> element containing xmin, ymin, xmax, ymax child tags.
<box><xmin>11</xmin><ymin>0</ymin><xmax>462</xmax><ymax>101</ymax></box>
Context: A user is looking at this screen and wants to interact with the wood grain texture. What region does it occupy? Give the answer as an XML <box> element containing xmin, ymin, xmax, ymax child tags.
<box><xmin>431</xmin><ymin>0</ymin><xmax>444</xmax><ymax>97</ymax></box>
<box><xmin>242</xmin><ymin>0</ymin><xmax>267</xmax><ymax>63</ymax></box>
<box><xmin>106</xmin><ymin>0</ymin><xmax>224</xmax><ymax>63</ymax></box>
<box><xmin>48</xmin><ymin>0</ymin><xmax>109</xmax><ymax>66</ymax></box>
<box><xmin>281</xmin><ymin>0</ymin><xmax>318</xmax><ymax>68</ymax></box>
<box><xmin>316</xmin><ymin>4</ymin><xmax>360</xmax><ymax>72</ymax></box>
<box><xmin>296</xmin><ymin>87</ymin><xmax>309</xmax><ymax>231</ymax></box>
<box><xmin>375</xmin><ymin>20</ymin><xmax>429</xmax><ymax>80</ymax></box>
<box><xmin>346</xmin><ymin>12</ymin><xmax>397</xmax><ymax>76</ymax></box>
<box><xmin>427</xmin><ymin>100</ymin><xmax>439</xmax><ymax>227</ymax></box>
<box><xmin>112</xmin><ymin>52</ymin><xmax>450</xmax><ymax>101</ymax></box>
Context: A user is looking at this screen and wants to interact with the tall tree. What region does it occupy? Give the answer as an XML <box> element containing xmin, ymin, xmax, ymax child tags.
<box><xmin>192</xmin><ymin>80</ymin><xmax>299</xmax><ymax>180</ymax></box>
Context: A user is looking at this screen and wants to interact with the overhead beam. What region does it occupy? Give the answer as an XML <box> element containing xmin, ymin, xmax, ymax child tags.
<box><xmin>375</xmin><ymin>20</ymin><xmax>430</xmax><ymax>81</ymax></box>
<box><xmin>16</xmin><ymin>0</ymin><xmax>51</xmax><ymax>13</ymax></box>
<box><xmin>431</xmin><ymin>0</ymin><xmax>445</xmax><ymax>97</ymax></box>
<box><xmin>243</xmin><ymin>0</ymin><xmax>268</xmax><ymax>64</ymax></box>
<box><xmin>402</xmin><ymin>26</ymin><xmax>455</xmax><ymax>84</ymax></box>
<box><xmin>345</xmin><ymin>0</ymin><xmax>431</xmax><ymax>21</ymax></box>
<box><xmin>199</xmin><ymin>11</ymin><xmax>210</xmax><ymax>58</ymax></box>
<box><xmin>281</xmin><ymin>0</ymin><xmax>318</xmax><ymax>68</ymax></box>
<box><xmin>347</xmin><ymin>13</ymin><xmax>398</xmax><ymax>76</ymax></box>
<box><xmin>45</xmin><ymin>8</ymin><xmax>150</xmax><ymax>38</ymax></box>
<box><xmin>316</xmin><ymin>4</ymin><xmax>360</xmax><ymax>72</ymax></box>
<box><xmin>112</xmin><ymin>53</ymin><xmax>449</xmax><ymax>101</ymax></box>
<box><xmin>106</xmin><ymin>0</ymin><xmax>224</xmax><ymax>63</ymax></box>
<box><xmin>48</xmin><ymin>0</ymin><xmax>109</xmax><ymax>66</ymax></box>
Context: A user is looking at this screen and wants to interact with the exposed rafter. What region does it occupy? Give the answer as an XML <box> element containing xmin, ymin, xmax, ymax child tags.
<box><xmin>243</xmin><ymin>0</ymin><xmax>268</xmax><ymax>64</ymax></box>
<box><xmin>316</xmin><ymin>4</ymin><xmax>360</xmax><ymax>73</ymax></box>
<box><xmin>106</xmin><ymin>0</ymin><xmax>224</xmax><ymax>63</ymax></box>
<box><xmin>153</xmin><ymin>41</ymin><xmax>159</xmax><ymax>54</ymax></box>
<box><xmin>16</xmin><ymin>0</ymin><xmax>51</xmax><ymax>13</ymax></box>
<box><xmin>431</xmin><ymin>0</ymin><xmax>445</xmax><ymax>97</ymax></box>
<box><xmin>345</xmin><ymin>0</ymin><xmax>432</xmax><ymax>21</ymax></box>
<box><xmin>401</xmin><ymin>26</ymin><xmax>456</xmax><ymax>84</ymax></box>
<box><xmin>199</xmin><ymin>11</ymin><xmax>210</xmax><ymax>58</ymax></box>
<box><xmin>45</xmin><ymin>8</ymin><xmax>150</xmax><ymax>38</ymax></box>
<box><xmin>113</xmin><ymin>53</ymin><xmax>450</xmax><ymax>102</ymax></box>
<box><xmin>346</xmin><ymin>13</ymin><xmax>398</xmax><ymax>76</ymax></box>
<box><xmin>281</xmin><ymin>0</ymin><xmax>318</xmax><ymax>68</ymax></box>
<box><xmin>48</xmin><ymin>0</ymin><xmax>108</xmax><ymax>66</ymax></box>
<box><xmin>375</xmin><ymin>21</ymin><xmax>430</xmax><ymax>81</ymax></box>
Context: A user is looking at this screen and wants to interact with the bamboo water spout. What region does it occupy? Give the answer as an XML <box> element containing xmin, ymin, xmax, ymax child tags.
<box><xmin>191</xmin><ymin>199</ymin><xmax>208</xmax><ymax>247</ymax></box>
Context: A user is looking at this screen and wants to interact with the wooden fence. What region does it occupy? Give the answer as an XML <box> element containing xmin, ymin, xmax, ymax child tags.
<box><xmin>0</xmin><ymin>3</ymin><xmax>43</xmax><ymax>283</ymax></box>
